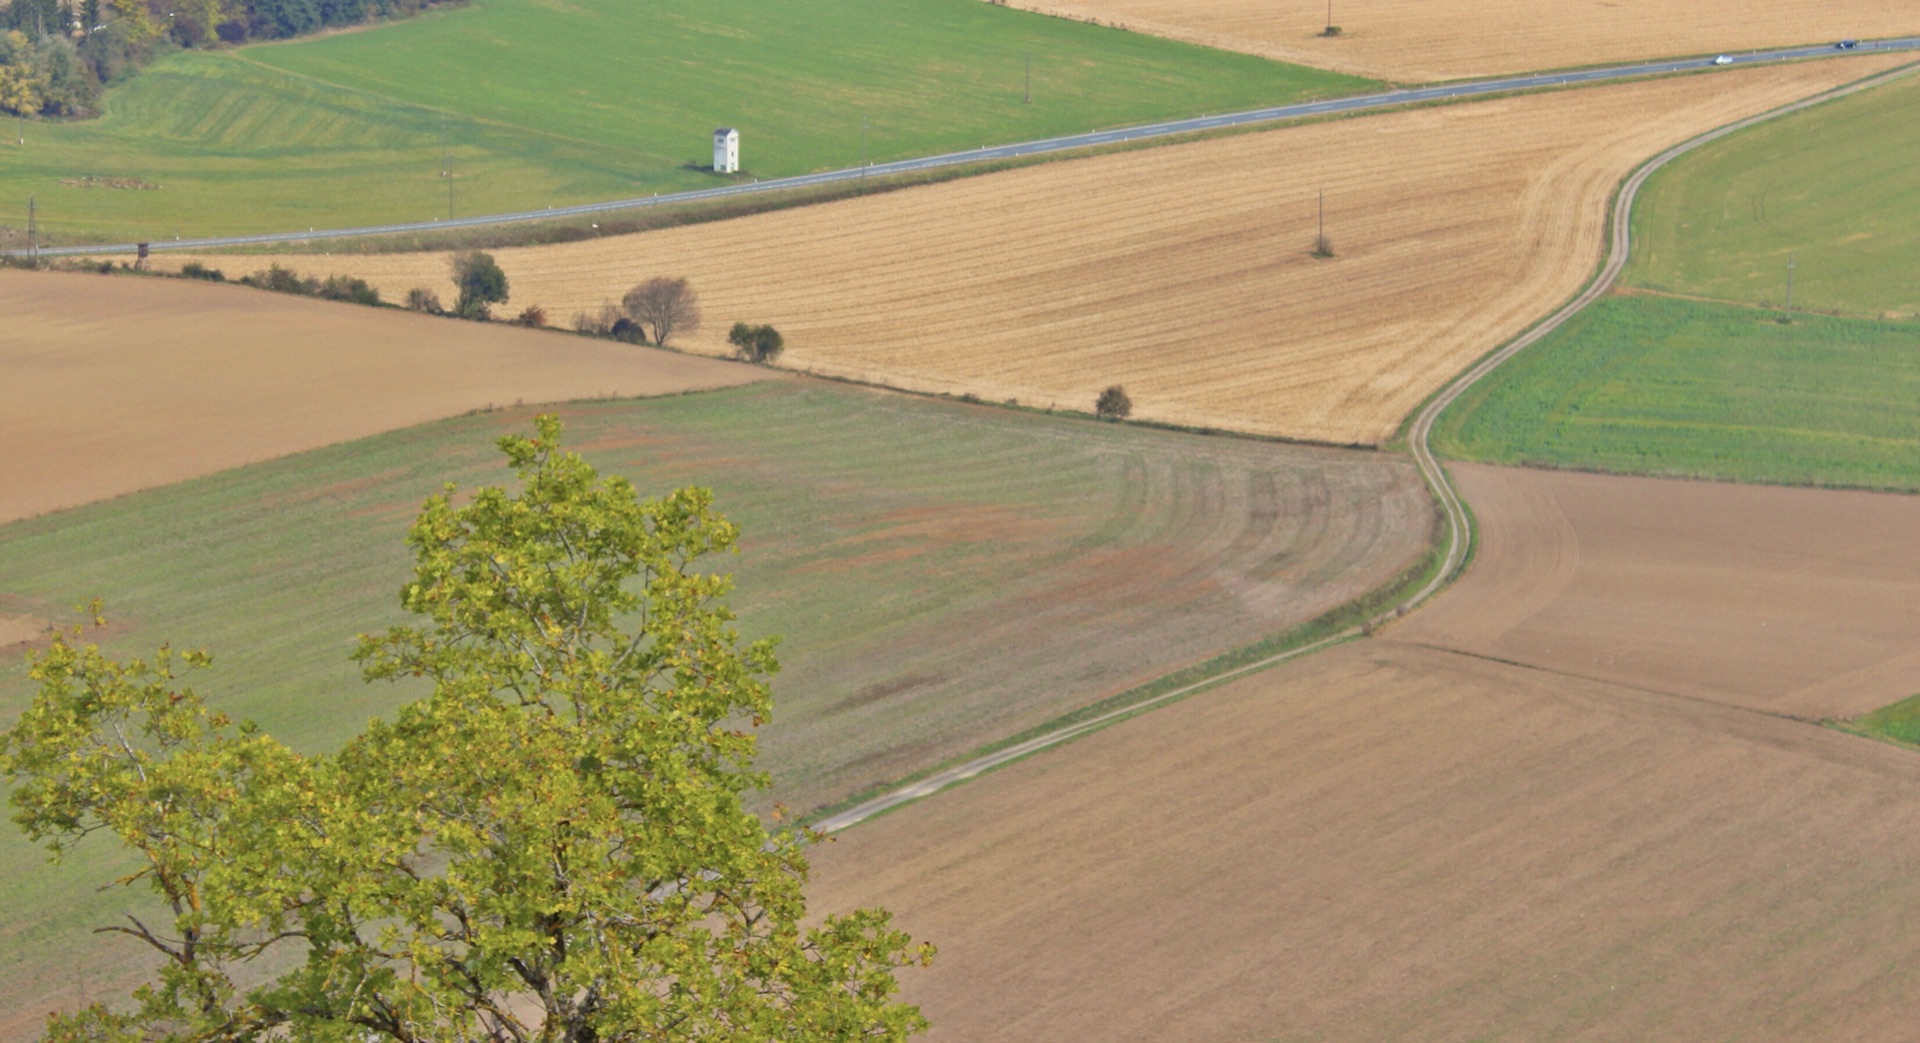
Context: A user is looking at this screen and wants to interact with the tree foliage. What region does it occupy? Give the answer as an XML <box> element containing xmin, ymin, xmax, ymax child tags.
<box><xmin>622</xmin><ymin>277</ymin><xmax>701</xmax><ymax>348</ymax></box>
<box><xmin>727</xmin><ymin>322</ymin><xmax>784</xmax><ymax>363</ymax></box>
<box><xmin>0</xmin><ymin>417</ymin><xmax>932</xmax><ymax>1043</ymax></box>
<box><xmin>1095</xmin><ymin>385</ymin><xmax>1132</xmax><ymax>420</ymax></box>
<box><xmin>451</xmin><ymin>250</ymin><xmax>509</xmax><ymax>320</ymax></box>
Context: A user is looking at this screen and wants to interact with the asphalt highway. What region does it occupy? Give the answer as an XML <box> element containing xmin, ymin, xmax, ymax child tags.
<box><xmin>20</xmin><ymin>36</ymin><xmax>1920</xmax><ymax>257</ymax></box>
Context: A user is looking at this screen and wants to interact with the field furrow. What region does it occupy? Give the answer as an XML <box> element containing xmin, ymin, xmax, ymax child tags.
<box><xmin>210</xmin><ymin>59</ymin><xmax>1912</xmax><ymax>445</ymax></box>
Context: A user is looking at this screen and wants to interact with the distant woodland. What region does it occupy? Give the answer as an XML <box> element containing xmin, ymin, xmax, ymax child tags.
<box><xmin>0</xmin><ymin>0</ymin><xmax>455</xmax><ymax>116</ymax></box>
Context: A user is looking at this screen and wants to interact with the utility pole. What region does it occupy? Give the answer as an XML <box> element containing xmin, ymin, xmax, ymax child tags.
<box><xmin>1326</xmin><ymin>0</ymin><xmax>1333</xmax><ymax>33</ymax></box>
<box><xmin>861</xmin><ymin>115</ymin><xmax>868</xmax><ymax>178</ymax></box>
<box><xmin>1025</xmin><ymin>53</ymin><xmax>1032</xmax><ymax>104</ymax></box>
<box><xmin>1318</xmin><ymin>188</ymin><xmax>1325</xmax><ymax>243</ymax></box>
<box><xmin>447</xmin><ymin>153</ymin><xmax>454</xmax><ymax>221</ymax></box>
<box><xmin>27</xmin><ymin>194</ymin><xmax>37</xmax><ymax>262</ymax></box>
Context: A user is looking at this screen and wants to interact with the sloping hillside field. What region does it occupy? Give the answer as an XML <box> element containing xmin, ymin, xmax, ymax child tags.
<box><xmin>1627</xmin><ymin>61</ymin><xmax>1920</xmax><ymax>314</ymax></box>
<box><xmin>993</xmin><ymin>0</ymin><xmax>1920</xmax><ymax>81</ymax></box>
<box><xmin>0</xmin><ymin>384</ymin><xmax>1434</xmax><ymax>1031</ymax></box>
<box><xmin>1432</xmin><ymin>295</ymin><xmax>1920</xmax><ymax>490</ymax></box>
<box><xmin>214</xmin><ymin>58</ymin><xmax>1911</xmax><ymax>445</ymax></box>
<box><xmin>0</xmin><ymin>0</ymin><xmax>1368</xmax><ymax>242</ymax></box>
<box><xmin>0</xmin><ymin>268</ymin><xmax>765</xmax><ymax>526</ymax></box>
<box><xmin>808</xmin><ymin>465</ymin><xmax>1920</xmax><ymax>1040</ymax></box>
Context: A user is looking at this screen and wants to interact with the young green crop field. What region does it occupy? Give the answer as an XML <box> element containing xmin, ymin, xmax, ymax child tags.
<box><xmin>1432</xmin><ymin>294</ymin><xmax>1920</xmax><ymax>491</ymax></box>
<box><xmin>0</xmin><ymin>0</ymin><xmax>1369</xmax><ymax>244</ymax></box>
<box><xmin>0</xmin><ymin>380</ymin><xmax>1432</xmax><ymax>1026</ymax></box>
<box><xmin>1626</xmin><ymin>67</ymin><xmax>1920</xmax><ymax>315</ymax></box>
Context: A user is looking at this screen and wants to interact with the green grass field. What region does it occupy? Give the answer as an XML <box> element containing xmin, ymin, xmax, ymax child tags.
<box><xmin>0</xmin><ymin>0</ymin><xmax>1369</xmax><ymax>243</ymax></box>
<box><xmin>1432</xmin><ymin>294</ymin><xmax>1920</xmax><ymax>490</ymax></box>
<box><xmin>1846</xmin><ymin>692</ymin><xmax>1920</xmax><ymax>748</ymax></box>
<box><xmin>1627</xmin><ymin>68</ymin><xmax>1920</xmax><ymax>316</ymax></box>
<box><xmin>0</xmin><ymin>380</ymin><xmax>1431</xmax><ymax>1024</ymax></box>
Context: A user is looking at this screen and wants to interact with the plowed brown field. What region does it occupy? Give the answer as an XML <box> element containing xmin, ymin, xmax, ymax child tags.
<box><xmin>811</xmin><ymin>639</ymin><xmax>1920</xmax><ymax>1041</ymax></box>
<box><xmin>1390</xmin><ymin>464</ymin><xmax>1920</xmax><ymax>718</ymax></box>
<box><xmin>0</xmin><ymin>269</ymin><xmax>764</xmax><ymax>524</ymax></box>
<box><xmin>806</xmin><ymin>463</ymin><xmax>1920</xmax><ymax>1038</ymax></box>
<box><xmin>205</xmin><ymin>59</ymin><xmax>1911</xmax><ymax>446</ymax></box>
<box><xmin>998</xmin><ymin>0</ymin><xmax>1920</xmax><ymax>82</ymax></box>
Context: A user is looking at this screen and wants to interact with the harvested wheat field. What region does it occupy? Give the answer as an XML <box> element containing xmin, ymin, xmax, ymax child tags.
<box><xmin>810</xmin><ymin>638</ymin><xmax>1920</xmax><ymax>1040</ymax></box>
<box><xmin>210</xmin><ymin>59</ymin><xmax>1912</xmax><ymax>446</ymax></box>
<box><xmin>0</xmin><ymin>269</ymin><xmax>764</xmax><ymax>524</ymax></box>
<box><xmin>1390</xmin><ymin>464</ymin><xmax>1920</xmax><ymax>719</ymax></box>
<box><xmin>998</xmin><ymin>0</ymin><xmax>1920</xmax><ymax>82</ymax></box>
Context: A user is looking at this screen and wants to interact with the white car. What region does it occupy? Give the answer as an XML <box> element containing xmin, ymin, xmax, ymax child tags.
<box><xmin>1713</xmin><ymin>54</ymin><xmax>1734</xmax><ymax>65</ymax></box>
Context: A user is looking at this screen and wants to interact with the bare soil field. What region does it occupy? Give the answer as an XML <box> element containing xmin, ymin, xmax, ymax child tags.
<box><xmin>996</xmin><ymin>0</ymin><xmax>1920</xmax><ymax>82</ymax></box>
<box><xmin>0</xmin><ymin>269</ymin><xmax>764</xmax><ymax>525</ymax></box>
<box><xmin>1392</xmin><ymin>464</ymin><xmax>1920</xmax><ymax>718</ymax></box>
<box><xmin>810</xmin><ymin>639</ymin><xmax>1920</xmax><ymax>1041</ymax></box>
<box><xmin>202</xmin><ymin>59</ymin><xmax>1910</xmax><ymax>446</ymax></box>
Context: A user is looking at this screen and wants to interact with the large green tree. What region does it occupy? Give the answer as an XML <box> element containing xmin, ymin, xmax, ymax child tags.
<box><xmin>1</xmin><ymin>416</ymin><xmax>931</xmax><ymax>1043</ymax></box>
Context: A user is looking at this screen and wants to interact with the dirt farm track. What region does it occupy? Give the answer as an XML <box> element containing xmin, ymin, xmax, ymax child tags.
<box><xmin>999</xmin><ymin>0</ymin><xmax>1920</xmax><ymax>82</ymax></box>
<box><xmin>208</xmin><ymin>57</ymin><xmax>1913</xmax><ymax>446</ymax></box>
<box><xmin>0</xmin><ymin>269</ymin><xmax>764</xmax><ymax>525</ymax></box>
<box><xmin>810</xmin><ymin>465</ymin><xmax>1920</xmax><ymax>1040</ymax></box>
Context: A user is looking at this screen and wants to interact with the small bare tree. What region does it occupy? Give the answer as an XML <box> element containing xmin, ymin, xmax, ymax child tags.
<box><xmin>622</xmin><ymin>277</ymin><xmax>702</xmax><ymax>347</ymax></box>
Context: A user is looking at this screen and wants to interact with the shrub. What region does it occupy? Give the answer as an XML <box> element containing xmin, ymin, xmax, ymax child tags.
<box><xmin>319</xmin><ymin>274</ymin><xmax>381</xmax><ymax>306</ymax></box>
<box><xmin>1095</xmin><ymin>385</ymin><xmax>1132</xmax><ymax>420</ymax></box>
<box><xmin>243</xmin><ymin>264</ymin><xmax>320</xmax><ymax>296</ymax></box>
<box><xmin>178</xmin><ymin>261</ymin><xmax>225</xmax><ymax>282</ymax></box>
<box><xmin>572</xmin><ymin>304</ymin><xmax>619</xmax><ymax>336</ymax></box>
<box><xmin>609</xmin><ymin>317</ymin><xmax>646</xmax><ymax>344</ymax></box>
<box><xmin>727</xmin><ymin>321</ymin><xmax>784</xmax><ymax>363</ymax></box>
<box><xmin>405</xmin><ymin>287</ymin><xmax>444</xmax><ymax>315</ymax></box>
<box><xmin>513</xmin><ymin>305</ymin><xmax>548</xmax><ymax>328</ymax></box>
<box><xmin>1313</xmin><ymin>234</ymin><xmax>1335</xmax><ymax>259</ymax></box>
<box><xmin>450</xmin><ymin>250</ymin><xmax>508</xmax><ymax>320</ymax></box>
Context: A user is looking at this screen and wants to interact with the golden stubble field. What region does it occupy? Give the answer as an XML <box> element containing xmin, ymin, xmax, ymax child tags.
<box><xmin>206</xmin><ymin>58</ymin><xmax>1912</xmax><ymax>446</ymax></box>
<box><xmin>0</xmin><ymin>269</ymin><xmax>765</xmax><ymax>525</ymax></box>
<box><xmin>998</xmin><ymin>0</ymin><xmax>1920</xmax><ymax>82</ymax></box>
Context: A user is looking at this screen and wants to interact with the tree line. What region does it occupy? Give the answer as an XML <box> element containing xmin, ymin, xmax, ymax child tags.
<box><xmin>0</xmin><ymin>0</ymin><xmax>453</xmax><ymax>117</ymax></box>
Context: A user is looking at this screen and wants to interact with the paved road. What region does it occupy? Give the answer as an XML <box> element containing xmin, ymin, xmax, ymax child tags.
<box><xmin>19</xmin><ymin>37</ymin><xmax>1920</xmax><ymax>258</ymax></box>
<box><xmin>810</xmin><ymin>58</ymin><xmax>1920</xmax><ymax>835</ymax></box>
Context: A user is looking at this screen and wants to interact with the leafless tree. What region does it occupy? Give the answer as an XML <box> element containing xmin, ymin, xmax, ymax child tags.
<box><xmin>622</xmin><ymin>277</ymin><xmax>702</xmax><ymax>347</ymax></box>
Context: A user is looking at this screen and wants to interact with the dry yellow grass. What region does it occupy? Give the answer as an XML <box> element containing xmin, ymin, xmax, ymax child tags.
<box><xmin>206</xmin><ymin>59</ymin><xmax>1911</xmax><ymax>445</ymax></box>
<box><xmin>1000</xmin><ymin>0</ymin><xmax>1920</xmax><ymax>82</ymax></box>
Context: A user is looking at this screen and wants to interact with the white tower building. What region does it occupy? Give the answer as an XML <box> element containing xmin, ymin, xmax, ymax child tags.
<box><xmin>713</xmin><ymin>128</ymin><xmax>739</xmax><ymax>174</ymax></box>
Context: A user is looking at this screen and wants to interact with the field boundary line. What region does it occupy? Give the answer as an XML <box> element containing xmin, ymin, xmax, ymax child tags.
<box><xmin>12</xmin><ymin>42</ymin><xmax>1917</xmax><ymax>258</ymax></box>
<box><xmin>1398</xmin><ymin>58</ymin><xmax>1920</xmax><ymax>611</ymax></box>
<box><xmin>810</xmin><ymin>59</ymin><xmax>1920</xmax><ymax>836</ymax></box>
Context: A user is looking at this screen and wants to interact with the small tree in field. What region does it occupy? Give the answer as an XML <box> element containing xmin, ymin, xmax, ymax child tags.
<box><xmin>728</xmin><ymin>321</ymin><xmax>785</xmax><ymax>363</ymax></box>
<box><xmin>0</xmin><ymin>417</ymin><xmax>933</xmax><ymax>1043</ymax></box>
<box><xmin>450</xmin><ymin>250</ymin><xmax>509</xmax><ymax>319</ymax></box>
<box><xmin>622</xmin><ymin>276</ymin><xmax>701</xmax><ymax>347</ymax></box>
<box><xmin>1096</xmin><ymin>385</ymin><xmax>1132</xmax><ymax>419</ymax></box>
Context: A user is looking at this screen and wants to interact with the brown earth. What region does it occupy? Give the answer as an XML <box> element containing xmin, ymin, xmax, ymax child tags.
<box><xmin>812</xmin><ymin>639</ymin><xmax>1920</xmax><ymax>1041</ymax></box>
<box><xmin>0</xmin><ymin>615</ymin><xmax>48</xmax><ymax>649</ymax></box>
<box><xmin>195</xmin><ymin>58</ymin><xmax>1913</xmax><ymax>446</ymax></box>
<box><xmin>1389</xmin><ymin>464</ymin><xmax>1920</xmax><ymax>718</ymax></box>
<box><xmin>0</xmin><ymin>269</ymin><xmax>766</xmax><ymax>525</ymax></box>
<box><xmin>807</xmin><ymin>464</ymin><xmax>1920</xmax><ymax>1039</ymax></box>
<box><xmin>996</xmin><ymin>0</ymin><xmax>1920</xmax><ymax>82</ymax></box>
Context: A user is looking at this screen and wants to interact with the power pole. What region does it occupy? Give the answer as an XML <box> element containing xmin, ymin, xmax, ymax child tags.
<box><xmin>1784</xmin><ymin>253</ymin><xmax>1795</xmax><ymax>316</ymax></box>
<box><xmin>1318</xmin><ymin>188</ymin><xmax>1325</xmax><ymax>243</ymax></box>
<box><xmin>861</xmin><ymin>115</ymin><xmax>868</xmax><ymax>178</ymax></box>
<box><xmin>27</xmin><ymin>194</ymin><xmax>37</xmax><ymax>262</ymax></box>
<box><xmin>1326</xmin><ymin>0</ymin><xmax>1333</xmax><ymax>33</ymax></box>
<box><xmin>447</xmin><ymin>154</ymin><xmax>454</xmax><ymax>221</ymax></box>
<box><xmin>1025</xmin><ymin>53</ymin><xmax>1031</xmax><ymax>104</ymax></box>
